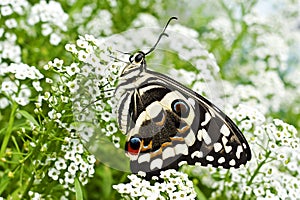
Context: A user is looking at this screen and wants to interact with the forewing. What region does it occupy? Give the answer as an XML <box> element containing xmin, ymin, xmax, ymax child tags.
<box><xmin>124</xmin><ymin>70</ymin><xmax>251</xmax><ymax>178</ymax></box>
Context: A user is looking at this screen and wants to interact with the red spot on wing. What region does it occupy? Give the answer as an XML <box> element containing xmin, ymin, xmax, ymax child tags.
<box><xmin>127</xmin><ymin>142</ymin><xmax>140</xmax><ymax>155</ymax></box>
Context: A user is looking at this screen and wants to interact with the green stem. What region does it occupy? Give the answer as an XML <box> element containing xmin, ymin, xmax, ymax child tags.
<box><xmin>241</xmin><ymin>151</ymin><xmax>271</xmax><ymax>200</ymax></box>
<box><xmin>21</xmin><ymin>171</ymin><xmax>35</xmax><ymax>199</ymax></box>
<box><xmin>0</xmin><ymin>103</ymin><xmax>18</xmax><ymax>158</ymax></box>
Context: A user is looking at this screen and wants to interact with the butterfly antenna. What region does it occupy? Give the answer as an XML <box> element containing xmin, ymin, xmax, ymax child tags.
<box><xmin>145</xmin><ymin>16</ymin><xmax>178</xmax><ymax>55</ymax></box>
<box><xmin>116</xmin><ymin>49</ymin><xmax>131</xmax><ymax>55</ymax></box>
<box><xmin>108</xmin><ymin>55</ymin><xmax>131</xmax><ymax>65</ymax></box>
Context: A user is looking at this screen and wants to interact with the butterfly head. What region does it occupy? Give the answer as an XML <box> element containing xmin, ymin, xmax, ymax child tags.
<box><xmin>129</xmin><ymin>51</ymin><xmax>146</xmax><ymax>65</ymax></box>
<box><xmin>120</xmin><ymin>51</ymin><xmax>146</xmax><ymax>77</ymax></box>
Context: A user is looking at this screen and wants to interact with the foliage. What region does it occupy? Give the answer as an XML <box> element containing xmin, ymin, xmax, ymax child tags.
<box><xmin>0</xmin><ymin>0</ymin><xmax>299</xmax><ymax>199</ymax></box>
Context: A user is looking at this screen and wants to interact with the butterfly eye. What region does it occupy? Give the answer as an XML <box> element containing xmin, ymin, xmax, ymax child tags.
<box><xmin>134</xmin><ymin>53</ymin><xmax>144</xmax><ymax>63</ymax></box>
<box><xmin>171</xmin><ymin>99</ymin><xmax>190</xmax><ymax>118</ymax></box>
<box><xmin>127</xmin><ymin>137</ymin><xmax>141</xmax><ymax>155</ymax></box>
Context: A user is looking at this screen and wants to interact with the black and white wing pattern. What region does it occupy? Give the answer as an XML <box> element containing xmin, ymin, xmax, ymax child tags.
<box><xmin>114</xmin><ymin>17</ymin><xmax>251</xmax><ymax>179</ymax></box>
<box><xmin>114</xmin><ymin>52</ymin><xmax>251</xmax><ymax>179</ymax></box>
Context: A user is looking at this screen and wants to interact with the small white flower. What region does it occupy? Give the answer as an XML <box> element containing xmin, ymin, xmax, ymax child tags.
<box><xmin>53</xmin><ymin>58</ymin><xmax>64</xmax><ymax>68</ymax></box>
<box><xmin>64</xmin><ymin>150</ymin><xmax>76</xmax><ymax>161</ymax></box>
<box><xmin>73</xmin><ymin>143</ymin><xmax>84</xmax><ymax>154</ymax></box>
<box><xmin>87</xmin><ymin>165</ymin><xmax>95</xmax><ymax>177</ymax></box>
<box><xmin>130</xmin><ymin>187</ymin><xmax>143</xmax><ymax>197</ymax></box>
<box><xmin>79</xmin><ymin>172</ymin><xmax>88</xmax><ymax>185</ymax></box>
<box><xmin>240</xmin><ymin>119</ymin><xmax>252</xmax><ymax>131</ymax></box>
<box><xmin>79</xmin><ymin>162</ymin><xmax>89</xmax><ymax>172</ymax></box>
<box><xmin>106</xmin><ymin>122</ymin><xmax>118</xmax><ymax>136</ymax></box>
<box><xmin>87</xmin><ymin>155</ymin><xmax>96</xmax><ymax>164</ymax></box>
<box><xmin>78</xmin><ymin>50</ymin><xmax>88</xmax><ymax>62</ymax></box>
<box><xmin>101</xmin><ymin>111</ymin><xmax>112</xmax><ymax>122</ymax></box>
<box><xmin>76</xmin><ymin>39</ymin><xmax>89</xmax><ymax>49</ymax></box>
<box><xmin>48</xmin><ymin>168</ymin><xmax>60</xmax><ymax>180</ymax></box>
<box><xmin>66</xmin><ymin>80</ymin><xmax>79</xmax><ymax>93</ymax></box>
<box><xmin>66</xmin><ymin>63</ymin><xmax>80</xmax><ymax>76</ymax></box>
<box><xmin>5</xmin><ymin>18</ymin><xmax>17</xmax><ymax>29</ymax></box>
<box><xmin>41</xmin><ymin>23</ymin><xmax>53</xmax><ymax>36</ymax></box>
<box><xmin>253</xmin><ymin>186</ymin><xmax>265</xmax><ymax>196</ymax></box>
<box><xmin>73</xmin><ymin>154</ymin><xmax>83</xmax><ymax>166</ymax></box>
<box><xmin>1</xmin><ymin>5</ymin><xmax>13</xmax><ymax>16</ymax></box>
<box><xmin>112</xmin><ymin>135</ymin><xmax>120</xmax><ymax>148</ymax></box>
<box><xmin>32</xmin><ymin>81</ymin><xmax>43</xmax><ymax>92</ymax></box>
<box><xmin>64</xmin><ymin>171</ymin><xmax>75</xmax><ymax>184</ymax></box>
<box><xmin>113</xmin><ymin>183</ymin><xmax>132</xmax><ymax>194</ymax></box>
<box><xmin>65</xmin><ymin>43</ymin><xmax>78</xmax><ymax>53</ymax></box>
<box><xmin>1</xmin><ymin>79</ymin><xmax>18</xmax><ymax>94</ymax></box>
<box><xmin>169</xmin><ymin>191</ymin><xmax>186</xmax><ymax>200</ymax></box>
<box><xmin>0</xmin><ymin>97</ymin><xmax>10</xmax><ymax>109</ymax></box>
<box><xmin>45</xmin><ymin>78</ymin><xmax>53</xmax><ymax>83</ymax></box>
<box><xmin>55</xmin><ymin>158</ymin><xmax>67</xmax><ymax>170</ymax></box>
<box><xmin>50</xmin><ymin>33</ymin><xmax>62</xmax><ymax>46</ymax></box>
<box><xmin>68</xmin><ymin>162</ymin><xmax>78</xmax><ymax>175</ymax></box>
<box><xmin>15</xmin><ymin>96</ymin><xmax>30</xmax><ymax>106</ymax></box>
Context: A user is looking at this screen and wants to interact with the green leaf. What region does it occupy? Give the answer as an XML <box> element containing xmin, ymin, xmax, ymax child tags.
<box><xmin>75</xmin><ymin>177</ymin><xmax>84</xmax><ymax>200</ymax></box>
<box><xmin>194</xmin><ymin>185</ymin><xmax>207</xmax><ymax>200</ymax></box>
<box><xmin>98</xmin><ymin>165</ymin><xmax>112</xmax><ymax>199</ymax></box>
<box><xmin>0</xmin><ymin>173</ymin><xmax>9</xmax><ymax>195</ymax></box>
<box><xmin>18</xmin><ymin>110</ymin><xmax>39</xmax><ymax>126</ymax></box>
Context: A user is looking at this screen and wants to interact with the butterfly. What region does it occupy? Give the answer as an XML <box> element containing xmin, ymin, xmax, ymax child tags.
<box><xmin>114</xmin><ymin>17</ymin><xmax>251</xmax><ymax>179</ymax></box>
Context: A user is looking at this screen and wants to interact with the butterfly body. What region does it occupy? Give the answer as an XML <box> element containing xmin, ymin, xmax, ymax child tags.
<box><xmin>115</xmin><ymin>50</ymin><xmax>251</xmax><ymax>178</ymax></box>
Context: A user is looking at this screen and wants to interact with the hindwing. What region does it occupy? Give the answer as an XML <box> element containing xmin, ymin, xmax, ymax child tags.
<box><xmin>121</xmin><ymin>71</ymin><xmax>251</xmax><ymax>178</ymax></box>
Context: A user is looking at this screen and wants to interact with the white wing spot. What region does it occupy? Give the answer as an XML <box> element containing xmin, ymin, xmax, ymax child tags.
<box><xmin>222</xmin><ymin>136</ymin><xmax>228</xmax><ymax>146</ymax></box>
<box><xmin>213</xmin><ymin>142</ymin><xmax>222</xmax><ymax>152</ymax></box>
<box><xmin>201</xmin><ymin>112</ymin><xmax>211</xmax><ymax>126</ymax></box>
<box><xmin>202</xmin><ymin>129</ymin><xmax>212</xmax><ymax>144</ymax></box>
<box><xmin>146</xmin><ymin>102</ymin><xmax>162</xmax><ymax>119</ymax></box>
<box><xmin>150</xmin><ymin>159</ymin><xmax>163</xmax><ymax>170</ymax></box>
<box><xmin>225</xmin><ymin>145</ymin><xmax>232</xmax><ymax>153</ymax></box>
<box><xmin>174</xmin><ymin>143</ymin><xmax>188</xmax><ymax>155</ymax></box>
<box><xmin>229</xmin><ymin>159</ymin><xmax>236</xmax><ymax>166</ymax></box>
<box><xmin>191</xmin><ymin>151</ymin><xmax>203</xmax><ymax>159</ymax></box>
<box><xmin>206</xmin><ymin>155</ymin><xmax>214</xmax><ymax>162</ymax></box>
<box><xmin>220</xmin><ymin>124</ymin><xmax>230</xmax><ymax>137</ymax></box>
<box><xmin>218</xmin><ymin>157</ymin><xmax>225</xmax><ymax>164</ymax></box>
<box><xmin>197</xmin><ymin>129</ymin><xmax>203</xmax><ymax>141</ymax></box>
<box><xmin>185</xmin><ymin>130</ymin><xmax>196</xmax><ymax>146</ymax></box>
<box><xmin>162</xmin><ymin>147</ymin><xmax>175</xmax><ymax>160</ymax></box>
<box><xmin>242</xmin><ymin>143</ymin><xmax>247</xmax><ymax>149</ymax></box>
<box><xmin>236</xmin><ymin>145</ymin><xmax>243</xmax><ymax>159</ymax></box>
<box><xmin>138</xmin><ymin>153</ymin><xmax>150</xmax><ymax>163</ymax></box>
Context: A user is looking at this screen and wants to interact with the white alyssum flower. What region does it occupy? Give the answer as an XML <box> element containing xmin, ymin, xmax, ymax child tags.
<box><xmin>66</xmin><ymin>63</ymin><xmax>80</xmax><ymax>77</ymax></box>
<box><xmin>192</xmin><ymin>104</ymin><xmax>300</xmax><ymax>200</ymax></box>
<box><xmin>113</xmin><ymin>170</ymin><xmax>196</xmax><ymax>199</ymax></box>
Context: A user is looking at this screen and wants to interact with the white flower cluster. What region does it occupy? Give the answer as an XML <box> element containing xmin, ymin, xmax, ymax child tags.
<box><xmin>198</xmin><ymin>1</ymin><xmax>298</xmax><ymax>116</ymax></box>
<box><xmin>0</xmin><ymin>63</ymin><xmax>43</xmax><ymax>107</ymax></box>
<box><xmin>0</xmin><ymin>32</ymin><xmax>22</xmax><ymax>63</ymax></box>
<box><xmin>113</xmin><ymin>170</ymin><xmax>196</xmax><ymax>200</ymax></box>
<box><xmin>64</xmin><ymin>34</ymin><xmax>123</xmax><ymax>154</ymax></box>
<box><xmin>27</xmin><ymin>0</ymin><xmax>68</xmax><ymax>45</ymax></box>
<box><xmin>75</xmin><ymin>7</ymin><xmax>113</xmax><ymax>37</ymax></box>
<box><xmin>28</xmin><ymin>191</ymin><xmax>42</xmax><ymax>200</ymax></box>
<box><xmin>47</xmin><ymin>133</ymin><xmax>96</xmax><ymax>195</ymax></box>
<box><xmin>0</xmin><ymin>0</ymin><xmax>29</xmax><ymax>16</ymax></box>
<box><xmin>192</xmin><ymin>104</ymin><xmax>300</xmax><ymax>199</ymax></box>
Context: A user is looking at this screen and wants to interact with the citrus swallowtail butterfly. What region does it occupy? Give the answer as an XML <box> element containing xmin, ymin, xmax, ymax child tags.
<box><xmin>114</xmin><ymin>17</ymin><xmax>251</xmax><ymax>179</ymax></box>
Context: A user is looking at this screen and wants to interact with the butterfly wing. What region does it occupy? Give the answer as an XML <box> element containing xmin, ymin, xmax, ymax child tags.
<box><xmin>123</xmin><ymin>69</ymin><xmax>251</xmax><ymax>178</ymax></box>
